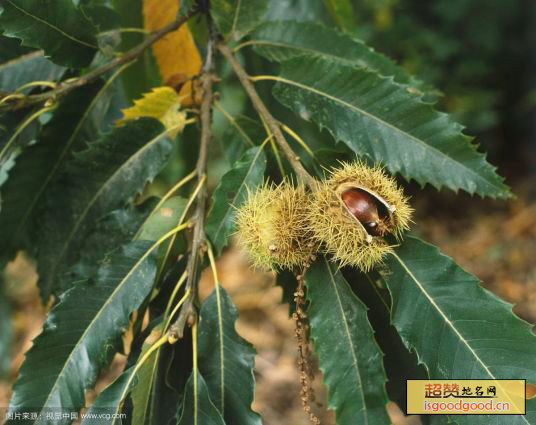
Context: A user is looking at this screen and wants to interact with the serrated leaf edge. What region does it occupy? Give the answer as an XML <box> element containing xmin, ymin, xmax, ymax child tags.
<box><xmin>19</xmin><ymin>243</ymin><xmax>156</xmax><ymax>416</ymax></box>
<box><xmin>307</xmin><ymin>258</ymin><xmax>389</xmax><ymax>423</ymax></box>
<box><xmin>390</xmin><ymin>247</ymin><xmax>531</xmax><ymax>425</ymax></box>
<box><xmin>12</xmin><ymin>64</ymin><xmax>130</xmax><ymax>248</ymax></box>
<box><xmin>271</xmin><ymin>72</ymin><xmax>510</xmax><ymax>197</ymax></box>
<box><xmin>47</xmin><ymin>124</ymin><xmax>171</xmax><ymax>284</ymax></box>
<box><xmin>3</xmin><ymin>0</ymin><xmax>98</xmax><ymax>49</ymax></box>
<box><xmin>323</xmin><ymin>262</ymin><xmax>367</xmax><ymax>416</ymax></box>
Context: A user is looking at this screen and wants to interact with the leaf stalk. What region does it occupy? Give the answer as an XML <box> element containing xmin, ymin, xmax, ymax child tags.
<box><xmin>218</xmin><ymin>43</ymin><xmax>316</xmax><ymax>188</ymax></box>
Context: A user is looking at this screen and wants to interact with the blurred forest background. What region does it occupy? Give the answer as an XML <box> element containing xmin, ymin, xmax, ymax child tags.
<box><xmin>1</xmin><ymin>0</ymin><xmax>535</xmax><ymax>424</ymax></box>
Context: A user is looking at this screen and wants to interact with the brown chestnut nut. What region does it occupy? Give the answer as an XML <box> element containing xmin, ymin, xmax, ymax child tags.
<box><xmin>307</xmin><ymin>161</ymin><xmax>413</xmax><ymax>270</ymax></box>
<box><xmin>341</xmin><ymin>189</ymin><xmax>382</xmax><ymax>236</ymax></box>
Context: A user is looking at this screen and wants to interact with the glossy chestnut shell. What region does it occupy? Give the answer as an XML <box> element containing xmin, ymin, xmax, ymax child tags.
<box><xmin>341</xmin><ymin>189</ymin><xmax>384</xmax><ymax>236</ymax></box>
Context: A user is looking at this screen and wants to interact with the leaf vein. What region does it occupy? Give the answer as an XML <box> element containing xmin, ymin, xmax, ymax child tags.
<box><xmin>274</xmin><ymin>75</ymin><xmax>503</xmax><ymax>192</ymax></box>
<box><xmin>5</xmin><ymin>0</ymin><xmax>98</xmax><ymax>49</ymax></box>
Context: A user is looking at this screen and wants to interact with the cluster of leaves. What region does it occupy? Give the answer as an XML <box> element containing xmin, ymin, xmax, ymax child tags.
<box><xmin>0</xmin><ymin>1</ymin><xmax>535</xmax><ymax>425</ymax></box>
<box><xmin>262</xmin><ymin>0</ymin><xmax>534</xmax><ymax>137</ymax></box>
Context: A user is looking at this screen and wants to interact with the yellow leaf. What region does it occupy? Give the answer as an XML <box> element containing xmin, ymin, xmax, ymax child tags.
<box><xmin>117</xmin><ymin>86</ymin><xmax>187</xmax><ymax>137</ymax></box>
<box><xmin>143</xmin><ymin>0</ymin><xmax>202</xmax><ymax>106</ymax></box>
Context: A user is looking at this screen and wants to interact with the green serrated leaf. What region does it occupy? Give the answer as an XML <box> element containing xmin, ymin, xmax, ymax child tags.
<box><xmin>383</xmin><ymin>237</ymin><xmax>536</xmax><ymax>425</ymax></box>
<box><xmin>0</xmin><ymin>67</ymin><xmax>128</xmax><ymax>263</ymax></box>
<box><xmin>1</xmin><ymin>84</ymin><xmax>100</xmax><ymax>260</ymax></box>
<box><xmin>342</xmin><ymin>269</ymin><xmax>428</xmax><ymax>413</ymax></box>
<box><xmin>306</xmin><ymin>258</ymin><xmax>390</xmax><ymax>425</ymax></box>
<box><xmin>0</xmin><ymin>0</ymin><xmax>98</xmax><ymax>67</ymax></box>
<box><xmin>37</xmin><ymin>118</ymin><xmax>172</xmax><ymax>299</ymax></box>
<box><xmin>205</xmin><ymin>146</ymin><xmax>266</xmax><ymax>255</ymax></box>
<box><xmin>198</xmin><ymin>286</ymin><xmax>261</xmax><ymax>425</ymax></box>
<box><xmin>177</xmin><ymin>371</ymin><xmax>226</xmax><ymax>425</ymax></box>
<box><xmin>211</xmin><ymin>0</ymin><xmax>268</xmax><ymax>41</ymax></box>
<box><xmin>272</xmin><ymin>55</ymin><xmax>512</xmax><ymax>198</ymax></box>
<box><xmin>75</xmin><ymin>194</ymin><xmax>186</xmax><ymax>424</ymax></box>
<box><xmin>8</xmin><ymin>241</ymin><xmax>158</xmax><ymax>425</ymax></box>
<box><xmin>0</xmin><ymin>51</ymin><xmax>64</xmax><ymax>92</ymax></box>
<box><xmin>82</xmin><ymin>367</ymin><xmax>136</xmax><ymax>425</ymax></box>
<box><xmin>252</xmin><ymin>20</ymin><xmax>428</xmax><ymax>93</ymax></box>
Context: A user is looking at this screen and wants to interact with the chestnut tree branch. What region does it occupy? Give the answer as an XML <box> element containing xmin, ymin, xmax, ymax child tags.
<box><xmin>0</xmin><ymin>10</ymin><xmax>198</xmax><ymax>113</ymax></box>
<box><xmin>218</xmin><ymin>43</ymin><xmax>316</xmax><ymax>188</ymax></box>
<box><xmin>169</xmin><ymin>42</ymin><xmax>215</xmax><ymax>340</ymax></box>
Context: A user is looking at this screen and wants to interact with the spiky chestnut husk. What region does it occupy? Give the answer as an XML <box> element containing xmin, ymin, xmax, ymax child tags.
<box><xmin>309</xmin><ymin>162</ymin><xmax>413</xmax><ymax>270</ymax></box>
<box><xmin>235</xmin><ymin>182</ymin><xmax>315</xmax><ymax>271</ymax></box>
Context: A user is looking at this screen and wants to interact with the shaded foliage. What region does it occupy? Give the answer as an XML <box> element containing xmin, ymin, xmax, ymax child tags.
<box><xmin>0</xmin><ymin>2</ymin><xmax>533</xmax><ymax>425</ymax></box>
